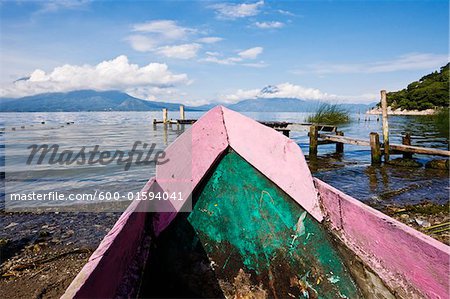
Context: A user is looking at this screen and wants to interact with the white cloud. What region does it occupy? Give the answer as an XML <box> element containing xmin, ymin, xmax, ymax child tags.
<box><xmin>125</xmin><ymin>86</ymin><xmax>184</xmax><ymax>102</ymax></box>
<box><xmin>197</xmin><ymin>37</ymin><xmax>223</xmax><ymax>44</ymax></box>
<box><xmin>201</xmin><ymin>47</ymin><xmax>265</xmax><ymax>67</ymax></box>
<box><xmin>127</xmin><ymin>20</ymin><xmax>203</xmax><ymax>59</ymax></box>
<box><xmin>238</xmin><ymin>47</ymin><xmax>263</xmax><ymax>59</ymax></box>
<box><xmin>298</xmin><ymin>53</ymin><xmax>449</xmax><ymax>75</ymax></box>
<box><xmin>202</xmin><ymin>56</ymin><xmax>240</xmax><ymax>65</ymax></box>
<box><xmin>224</xmin><ymin>83</ymin><xmax>336</xmax><ymax>102</ymax></box>
<box><xmin>277</xmin><ymin>9</ymin><xmax>295</xmax><ymax>16</ymax></box>
<box><xmin>132</xmin><ymin>20</ymin><xmax>195</xmax><ymax>40</ymax></box>
<box><xmin>156</xmin><ymin>43</ymin><xmax>201</xmax><ymax>59</ymax></box>
<box><xmin>0</xmin><ymin>55</ymin><xmax>189</xmax><ymax>98</ymax></box>
<box><xmin>255</xmin><ymin>21</ymin><xmax>284</xmax><ymax>29</ymax></box>
<box><xmin>126</xmin><ymin>35</ymin><xmax>157</xmax><ymax>52</ymax></box>
<box><xmin>211</xmin><ymin>1</ymin><xmax>264</xmax><ymax>19</ymax></box>
<box><xmin>223</xmin><ymin>83</ymin><xmax>376</xmax><ymax>103</ymax></box>
<box><xmin>34</xmin><ymin>0</ymin><xmax>90</xmax><ymax>14</ymax></box>
<box><xmin>242</xmin><ymin>62</ymin><xmax>268</xmax><ymax>68</ymax></box>
<box><xmin>205</xmin><ymin>51</ymin><xmax>220</xmax><ymax>57</ymax></box>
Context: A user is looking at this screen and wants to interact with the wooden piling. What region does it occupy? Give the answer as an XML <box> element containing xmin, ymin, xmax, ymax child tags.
<box><xmin>162</xmin><ymin>108</ymin><xmax>168</xmax><ymax>124</ymax></box>
<box><xmin>336</xmin><ymin>131</ymin><xmax>344</xmax><ymax>153</ymax></box>
<box><xmin>381</xmin><ymin>90</ymin><xmax>389</xmax><ymax>161</ymax></box>
<box><xmin>370</xmin><ymin>132</ymin><xmax>381</xmax><ymax>164</ymax></box>
<box><xmin>180</xmin><ymin>105</ymin><xmax>185</xmax><ymax>120</ymax></box>
<box><xmin>309</xmin><ymin>125</ymin><xmax>318</xmax><ymax>157</ymax></box>
<box><xmin>402</xmin><ymin>133</ymin><xmax>413</xmax><ymax>159</ymax></box>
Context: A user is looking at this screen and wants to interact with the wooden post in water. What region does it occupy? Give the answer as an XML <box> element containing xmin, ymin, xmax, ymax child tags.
<box><xmin>336</xmin><ymin>131</ymin><xmax>344</xmax><ymax>153</ymax></box>
<box><xmin>162</xmin><ymin>108</ymin><xmax>168</xmax><ymax>124</ymax></box>
<box><xmin>402</xmin><ymin>133</ymin><xmax>413</xmax><ymax>159</ymax></box>
<box><xmin>179</xmin><ymin>105</ymin><xmax>185</xmax><ymax>120</ymax></box>
<box><xmin>381</xmin><ymin>90</ymin><xmax>389</xmax><ymax>161</ymax></box>
<box><xmin>309</xmin><ymin>125</ymin><xmax>318</xmax><ymax>158</ymax></box>
<box><xmin>370</xmin><ymin>132</ymin><xmax>381</xmax><ymax>164</ymax></box>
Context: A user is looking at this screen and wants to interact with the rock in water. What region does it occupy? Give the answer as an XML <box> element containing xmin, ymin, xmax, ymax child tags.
<box><xmin>387</xmin><ymin>158</ymin><xmax>422</xmax><ymax>168</ymax></box>
<box><xmin>425</xmin><ymin>159</ymin><xmax>449</xmax><ymax>170</ymax></box>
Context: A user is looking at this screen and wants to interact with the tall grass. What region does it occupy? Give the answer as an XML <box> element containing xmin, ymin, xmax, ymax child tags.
<box><xmin>434</xmin><ymin>108</ymin><xmax>449</xmax><ymax>138</ymax></box>
<box><xmin>307</xmin><ymin>103</ymin><xmax>350</xmax><ymax>125</ymax></box>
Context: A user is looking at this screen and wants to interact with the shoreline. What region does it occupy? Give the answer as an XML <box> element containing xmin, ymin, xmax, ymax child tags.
<box><xmin>366</xmin><ymin>107</ymin><xmax>437</xmax><ymax>116</ymax></box>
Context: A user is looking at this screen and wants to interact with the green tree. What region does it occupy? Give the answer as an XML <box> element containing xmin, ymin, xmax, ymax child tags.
<box><xmin>384</xmin><ymin>63</ymin><xmax>449</xmax><ymax>110</ymax></box>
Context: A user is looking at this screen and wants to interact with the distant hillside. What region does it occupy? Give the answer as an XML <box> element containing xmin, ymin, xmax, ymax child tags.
<box><xmin>196</xmin><ymin>98</ymin><xmax>374</xmax><ymax>113</ymax></box>
<box><xmin>384</xmin><ymin>63</ymin><xmax>449</xmax><ymax>110</ymax></box>
<box><xmin>196</xmin><ymin>85</ymin><xmax>375</xmax><ymax>112</ymax></box>
<box><xmin>0</xmin><ymin>90</ymin><xmax>198</xmax><ymax>112</ymax></box>
<box><xmin>224</xmin><ymin>98</ymin><xmax>372</xmax><ymax>112</ymax></box>
<box><xmin>0</xmin><ymin>89</ymin><xmax>374</xmax><ymax>112</ymax></box>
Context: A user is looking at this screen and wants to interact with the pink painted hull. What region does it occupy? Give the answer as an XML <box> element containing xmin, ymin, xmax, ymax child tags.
<box><xmin>63</xmin><ymin>106</ymin><xmax>450</xmax><ymax>299</ymax></box>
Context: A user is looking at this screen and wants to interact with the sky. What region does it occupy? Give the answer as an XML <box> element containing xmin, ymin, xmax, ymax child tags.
<box><xmin>0</xmin><ymin>0</ymin><xmax>448</xmax><ymax>105</ymax></box>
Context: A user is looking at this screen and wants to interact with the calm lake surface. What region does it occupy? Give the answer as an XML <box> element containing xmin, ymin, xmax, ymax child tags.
<box><xmin>1</xmin><ymin>111</ymin><xmax>449</xmax><ymax>211</ymax></box>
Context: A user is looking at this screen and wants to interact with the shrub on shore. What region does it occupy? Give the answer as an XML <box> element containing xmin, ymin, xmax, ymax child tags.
<box><xmin>307</xmin><ymin>104</ymin><xmax>350</xmax><ymax>125</ymax></box>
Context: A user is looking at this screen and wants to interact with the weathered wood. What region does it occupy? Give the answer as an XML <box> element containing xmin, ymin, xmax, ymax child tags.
<box><xmin>259</xmin><ymin>121</ymin><xmax>290</xmax><ymax>128</ymax></box>
<box><xmin>390</xmin><ymin>144</ymin><xmax>450</xmax><ymax>157</ymax></box>
<box><xmin>162</xmin><ymin>108</ymin><xmax>168</xmax><ymax>124</ymax></box>
<box><xmin>260</xmin><ymin>121</ymin><xmax>335</xmax><ymax>132</ymax></box>
<box><xmin>381</xmin><ymin>90</ymin><xmax>389</xmax><ymax>161</ymax></box>
<box><xmin>370</xmin><ymin>132</ymin><xmax>381</xmax><ymax>164</ymax></box>
<box><xmin>176</xmin><ymin>119</ymin><xmax>196</xmax><ymax>124</ymax></box>
<box><xmin>317</xmin><ymin>125</ymin><xmax>337</xmax><ymax>132</ymax></box>
<box><xmin>317</xmin><ymin>132</ymin><xmax>448</xmax><ymax>158</ymax></box>
<box><xmin>154</xmin><ymin>120</ymin><xmax>176</xmax><ymax>125</ymax></box>
<box><xmin>336</xmin><ymin>131</ymin><xmax>344</xmax><ymax>153</ymax></box>
<box><xmin>318</xmin><ymin>140</ymin><xmax>336</xmax><ymax>145</ymax></box>
<box><xmin>402</xmin><ymin>133</ymin><xmax>413</xmax><ymax>159</ymax></box>
<box><xmin>188</xmin><ymin>151</ymin><xmax>362</xmax><ymax>298</ymax></box>
<box><xmin>309</xmin><ymin>125</ymin><xmax>318</xmax><ymax>157</ymax></box>
<box><xmin>318</xmin><ymin>133</ymin><xmax>370</xmax><ymax>146</ymax></box>
<box><xmin>179</xmin><ymin>105</ymin><xmax>185</xmax><ymax>120</ymax></box>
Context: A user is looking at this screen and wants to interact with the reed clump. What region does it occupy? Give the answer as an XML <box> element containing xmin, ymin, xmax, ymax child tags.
<box><xmin>434</xmin><ymin>108</ymin><xmax>449</xmax><ymax>137</ymax></box>
<box><xmin>307</xmin><ymin>104</ymin><xmax>350</xmax><ymax>125</ymax></box>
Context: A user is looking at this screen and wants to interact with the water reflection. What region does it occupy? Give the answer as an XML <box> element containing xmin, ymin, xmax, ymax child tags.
<box><xmin>365</xmin><ymin>165</ymin><xmax>390</xmax><ymax>192</ymax></box>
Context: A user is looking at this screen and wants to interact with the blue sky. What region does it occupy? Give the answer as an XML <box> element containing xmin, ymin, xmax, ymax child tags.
<box><xmin>0</xmin><ymin>0</ymin><xmax>448</xmax><ymax>105</ymax></box>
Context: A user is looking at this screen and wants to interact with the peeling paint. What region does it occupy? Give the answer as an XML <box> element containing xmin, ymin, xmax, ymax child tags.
<box><xmin>188</xmin><ymin>151</ymin><xmax>362</xmax><ymax>298</ymax></box>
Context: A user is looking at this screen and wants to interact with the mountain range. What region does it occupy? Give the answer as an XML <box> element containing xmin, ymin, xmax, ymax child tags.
<box><xmin>0</xmin><ymin>89</ymin><xmax>375</xmax><ymax>112</ymax></box>
<box><xmin>0</xmin><ymin>90</ymin><xmax>200</xmax><ymax>112</ymax></box>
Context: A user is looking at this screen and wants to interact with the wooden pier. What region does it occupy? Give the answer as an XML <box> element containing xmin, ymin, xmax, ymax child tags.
<box><xmin>152</xmin><ymin>106</ymin><xmax>197</xmax><ymax>126</ymax></box>
<box><xmin>309</xmin><ymin>127</ymin><xmax>450</xmax><ymax>164</ymax></box>
<box><xmin>308</xmin><ymin>90</ymin><xmax>450</xmax><ymax>164</ymax></box>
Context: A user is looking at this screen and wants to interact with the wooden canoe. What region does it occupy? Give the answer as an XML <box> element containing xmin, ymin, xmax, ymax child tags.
<box><xmin>63</xmin><ymin>106</ymin><xmax>449</xmax><ymax>299</ymax></box>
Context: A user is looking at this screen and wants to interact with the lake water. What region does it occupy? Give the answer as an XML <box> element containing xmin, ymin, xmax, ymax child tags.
<box><xmin>1</xmin><ymin>111</ymin><xmax>449</xmax><ymax>211</ymax></box>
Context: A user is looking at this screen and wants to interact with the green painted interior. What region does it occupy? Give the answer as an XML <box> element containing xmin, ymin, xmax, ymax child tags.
<box><xmin>188</xmin><ymin>150</ymin><xmax>361</xmax><ymax>298</ymax></box>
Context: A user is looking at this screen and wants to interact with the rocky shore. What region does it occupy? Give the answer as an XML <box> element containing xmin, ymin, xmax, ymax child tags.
<box><xmin>366</xmin><ymin>107</ymin><xmax>436</xmax><ymax>115</ymax></box>
<box><xmin>0</xmin><ymin>210</ymin><xmax>121</xmax><ymax>299</ymax></box>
